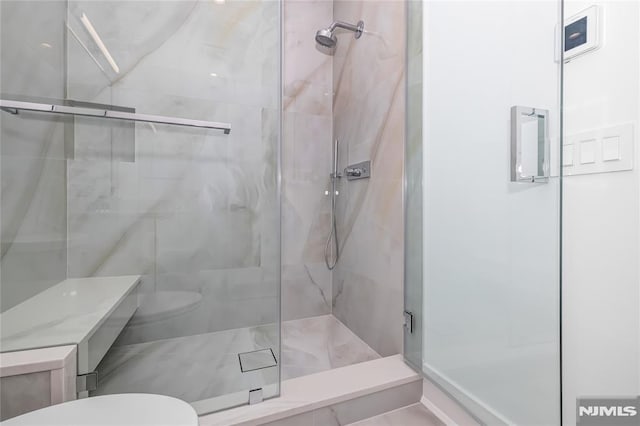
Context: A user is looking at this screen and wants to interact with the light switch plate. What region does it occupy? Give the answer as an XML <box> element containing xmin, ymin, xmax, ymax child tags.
<box><xmin>563</xmin><ymin>123</ymin><xmax>634</xmax><ymax>176</ymax></box>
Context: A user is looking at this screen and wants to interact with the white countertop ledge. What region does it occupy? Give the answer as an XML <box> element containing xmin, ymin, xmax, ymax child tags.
<box><xmin>0</xmin><ymin>275</ymin><xmax>141</xmax><ymax>353</ymax></box>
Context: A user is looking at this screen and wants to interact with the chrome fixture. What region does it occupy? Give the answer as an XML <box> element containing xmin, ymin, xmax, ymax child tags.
<box><xmin>344</xmin><ymin>167</ymin><xmax>361</xmax><ymax>177</ymax></box>
<box><xmin>0</xmin><ymin>99</ymin><xmax>232</xmax><ymax>134</ymax></box>
<box><xmin>344</xmin><ymin>160</ymin><xmax>371</xmax><ymax>180</ymax></box>
<box><xmin>315</xmin><ymin>20</ymin><xmax>365</xmax><ymax>48</ymax></box>
<box><xmin>510</xmin><ymin>105</ymin><xmax>549</xmax><ymax>182</ymax></box>
<box><xmin>325</xmin><ymin>139</ymin><xmax>341</xmax><ymax>270</ymax></box>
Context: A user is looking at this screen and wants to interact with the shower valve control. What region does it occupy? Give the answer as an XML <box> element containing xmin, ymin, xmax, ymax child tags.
<box><xmin>344</xmin><ymin>161</ymin><xmax>371</xmax><ymax>181</ymax></box>
<box><xmin>345</xmin><ymin>167</ymin><xmax>362</xmax><ymax>177</ymax></box>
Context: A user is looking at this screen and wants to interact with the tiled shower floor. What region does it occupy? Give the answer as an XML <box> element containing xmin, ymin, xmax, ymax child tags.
<box><xmin>93</xmin><ymin>315</ymin><xmax>379</xmax><ymax>403</ymax></box>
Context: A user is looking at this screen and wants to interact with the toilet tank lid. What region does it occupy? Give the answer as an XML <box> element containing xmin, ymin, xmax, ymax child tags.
<box><xmin>1</xmin><ymin>394</ymin><xmax>198</xmax><ymax>426</ymax></box>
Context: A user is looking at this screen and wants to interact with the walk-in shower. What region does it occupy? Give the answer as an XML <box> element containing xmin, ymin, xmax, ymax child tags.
<box><xmin>315</xmin><ymin>20</ymin><xmax>364</xmax><ymax>48</ymax></box>
<box><xmin>0</xmin><ymin>1</ymin><xmax>390</xmax><ymax>421</ymax></box>
<box><xmin>0</xmin><ymin>0</ymin><xmax>281</xmax><ymax>415</ymax></box>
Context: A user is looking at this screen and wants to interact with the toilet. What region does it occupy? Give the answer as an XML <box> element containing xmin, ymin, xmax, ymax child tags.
<box><xmin>1</xmin><ymin>394</ymin><xmax>198</xmax><ymax>425</ymax></box>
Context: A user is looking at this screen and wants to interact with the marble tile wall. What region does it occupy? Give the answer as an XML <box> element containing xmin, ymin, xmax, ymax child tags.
<box><xmin>0</xmin><ymin>0</ymin><xmax>68</xmax><ymax>312</ymax></box>
<box><xmin>1</xmin><ymin>0</ymin><xmax>404</xmax><ymax>354</ymax></box>
<box><xmin>63</xmin><ymin>0</ymin><xmax>281</xmax><ymax>341</ymax></box>
<box><xmin>64</xmin><ymin>0</ymin><xmax>340</xmax><ymax>340</ymax></box>
<box><xmin>331</xmin><ymin>0</ymin><xmax>406</xmax><ymax>356</ymax></box>
<box><xmin>281</xmin><ymin>0</ymin><xmax>334</xmax><ymax>321</ymax></box>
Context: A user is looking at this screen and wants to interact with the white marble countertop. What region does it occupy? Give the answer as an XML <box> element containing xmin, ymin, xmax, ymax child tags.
<box><xmin>0</xmin><ymin>275</ymin><xmax>141</xmax><ymax>353</ymax></box>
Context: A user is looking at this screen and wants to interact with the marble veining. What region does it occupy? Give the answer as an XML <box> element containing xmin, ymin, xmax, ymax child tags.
<box><xmin>62</xmin><ymin>0</ymin><xmax>282</xmax><ymax>338</ymax></box>
<box><xmin>0</xmin><ymin>276</ymin><xmax>140</xmax><ymax>353</ymax></box>
<box><xmin>331</xmin><ymin>0</ymin><xmax>406</xmax><ymax>357</ymax></box>
<box><xmin>94</xmin><ymin>315</ymin><xmax>378</xmax><ymax>403</ymax></box>
<box><xmin>281</xmin><ymin>0</ymin><xmax>335</xmax><ymax>322</ymax></box>
<box><xmin>4</xmin><ymin>0</ymin><xmax>343</xmax><ymax>341</ymax></box>
<box><xmin>281</xmin><ymin>315</ymin><xmax>379</xmax><ymax>380</ymax></box>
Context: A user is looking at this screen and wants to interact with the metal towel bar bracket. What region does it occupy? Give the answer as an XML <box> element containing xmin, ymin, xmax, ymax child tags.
<box><xmin>0</xmin><ymin>99</ymin><xmax>231</xmax><ymax>134</ymax></box>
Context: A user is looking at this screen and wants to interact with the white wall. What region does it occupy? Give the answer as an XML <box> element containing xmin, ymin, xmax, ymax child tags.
<box><xmin>562</xmin><ymin>2</ymin><xmax>640</xmax><ymax>425</ymax></box>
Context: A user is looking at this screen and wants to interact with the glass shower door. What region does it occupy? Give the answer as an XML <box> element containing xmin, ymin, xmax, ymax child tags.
<box><xmin>1</xmin><ymin>0</ymin><xmax>281</xmax><ymax>416</ymax></box>
<box><xmin>405</xmin><ymin>1</ymin><xmax>562</xmax><ymax>424</ymax></box>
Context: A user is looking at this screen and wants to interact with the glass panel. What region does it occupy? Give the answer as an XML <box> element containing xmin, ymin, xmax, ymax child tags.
<box><xmin>405</xmin><ymin>1</ymin><xmax>562</xmax><ymax>424</ymax></box>
<box><xmin>1</xmin><ymin>0</ymin><xmax>281</xmax><ymax>415</ymax></box>
<box><xmin>403</xmin><ymin>0</ymin><xmax>423</xmax><ymax>370</ymax></box>
<box><xmin>0</xmin><ymin>0</ymin><xmax>68</xmax><ymax>313</ymax></box>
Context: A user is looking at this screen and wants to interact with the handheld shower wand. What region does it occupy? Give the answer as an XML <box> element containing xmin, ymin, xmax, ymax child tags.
<box><xmin>325</xmin><ymin>139</ymin><xmax>341</xmax><ymax>270</ymax></box>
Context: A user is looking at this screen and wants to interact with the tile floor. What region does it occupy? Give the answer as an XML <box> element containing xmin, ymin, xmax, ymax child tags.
<box><xmin>94</xmin><ymin>315</ymin><xmax>379</xmax><ymax>403</ymax></box>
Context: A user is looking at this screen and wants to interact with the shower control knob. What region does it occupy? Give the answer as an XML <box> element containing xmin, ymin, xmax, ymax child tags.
<box><xmin>344</xmin><ymin>167</ymin><xmax>362</xmax><ymax>177</ymax></box>
<box><xmin>343</xmin><ymin>161</ymin><xmax>371</xmax><ymax>181</ymax></box>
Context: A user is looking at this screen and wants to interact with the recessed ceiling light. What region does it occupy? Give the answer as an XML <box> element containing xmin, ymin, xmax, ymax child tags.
<box><xmin>210</xmin><ymin>72</ymin><xmax>218</xmax><ymax>77</ymax></box>
<box><xmin>40</xmin><ymin>42</ymin><xmax>52</xmax><ymax>49</ymax></box>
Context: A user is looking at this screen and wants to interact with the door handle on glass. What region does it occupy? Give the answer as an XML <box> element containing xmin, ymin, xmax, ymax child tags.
<box><xmin>510</xmin><ymin>106</ymin><xmax>550</xmax><ymax>183</ymax></box>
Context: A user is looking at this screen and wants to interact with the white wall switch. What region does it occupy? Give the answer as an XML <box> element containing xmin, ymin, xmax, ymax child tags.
<box><xmin>563</xmin><ymin>123</ymin><xmax>634</xmax><ymax>176</ymax></box>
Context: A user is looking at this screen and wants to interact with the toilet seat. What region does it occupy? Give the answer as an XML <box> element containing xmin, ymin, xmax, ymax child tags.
<box><xmin>2</xmin><ymin>394</ymin><xmax>198</xmax><ymax>425</ymax></box>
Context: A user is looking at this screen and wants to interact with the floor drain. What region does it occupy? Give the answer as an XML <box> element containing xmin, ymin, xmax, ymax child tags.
<box><xmin>238</xmin><ymin>348</ymin><xmax>278</xmax><ymax>373</ymax></box>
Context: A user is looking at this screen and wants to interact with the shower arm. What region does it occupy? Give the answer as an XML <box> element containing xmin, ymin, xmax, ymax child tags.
<box><xmin>328</xmin><ymin>20</ymin><xmax>364</xmax><ymax>39</ymax></box>
<box><xmin>329</xmin><ymin>21</ymin><xmax>360</xmax><ymax>32</ymax></box>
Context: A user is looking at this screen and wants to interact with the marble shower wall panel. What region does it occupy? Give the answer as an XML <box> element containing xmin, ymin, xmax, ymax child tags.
<box><xmin>65</xmin><ymin>0</ymin><xmax>280</xmax><ymax>338</ymax></box>
<box><xmin>282</xmin><ymin>0</ymin><xmax>334</xmax><ymax>320</ymax></box>
<box><xmin>331</xmin><ymin>0</ymin><xmax>405</xmax><ymax>356</ymax></box>
<box><xmin>0</xmin><ymin>1</ymin><xmax>68</xmax><ymax>312</ymax></box>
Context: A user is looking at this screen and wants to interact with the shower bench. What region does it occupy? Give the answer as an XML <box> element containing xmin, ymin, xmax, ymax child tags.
<box><xmin>0</xmin><ymin>275</ymin><xmax>141</xmax><ymax>394</ymax></box>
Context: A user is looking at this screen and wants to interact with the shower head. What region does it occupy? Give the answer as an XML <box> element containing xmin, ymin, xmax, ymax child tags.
<box><xmin>315</xmin><ymin>20</ymin><xmax>364</xmax><ymax>48</ymax></box>
<box><xmin>315</xmin><ymin>28</ymin><xmax>337</xmax><ymax>48</ymax></box>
